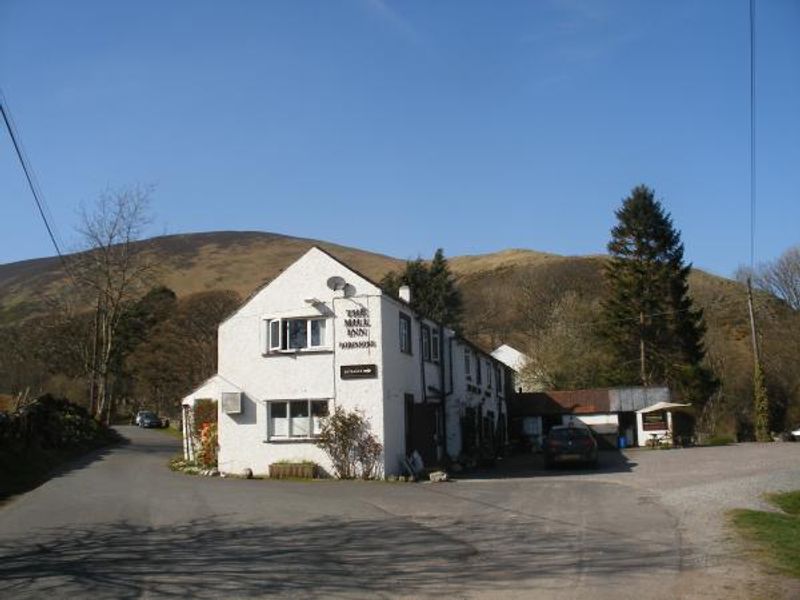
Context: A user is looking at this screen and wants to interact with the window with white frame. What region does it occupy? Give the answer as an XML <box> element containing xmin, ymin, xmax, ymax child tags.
<box><xmin>464</xmin><ymin>348</ymin><xmax>472</xmax><ymax>379</ymax></box>
<box><xmin>431</xmin><ymin>328</ymin><xmax>440</xmax><ymax>363</ymax></box>
<box><xmin>486</xmin><ymin>360</ymin><xmax>493</xmax><ymax>388</ymax></box>
<box><xmin>421</xmin><ymin>324</ymin><xmax>431</xmax><ymax>361</ymax></box>
<box><xmin>399</xmin><ymin>313</ymin><xmax>412</xmax><ymax>354</ymax></box>
<box><xmin>268</xmin><ymin>399</ymin><xmax>329</xmax><ymax>439</ymax></box>
<box><xmin>266</xmin><ymin>317</ymin><xmax>328</xmax><ymax>353</ymax></box>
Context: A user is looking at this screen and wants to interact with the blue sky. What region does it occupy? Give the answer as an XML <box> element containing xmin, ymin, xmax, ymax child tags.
<box><xmin>1</xmin><ymin>0</ymin><xmax>798</xmax><ymax>277</ymax></box>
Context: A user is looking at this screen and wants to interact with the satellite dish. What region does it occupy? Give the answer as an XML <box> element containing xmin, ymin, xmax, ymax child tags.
<box><xmin>327</xmin><ymin>276</ymin><xmax>346</xmax><ymax>291</ymax></box>
<box><xmin>343</xmin><ymin>283</ymin><xmax>356</xmax><ymax>298</ymax></box>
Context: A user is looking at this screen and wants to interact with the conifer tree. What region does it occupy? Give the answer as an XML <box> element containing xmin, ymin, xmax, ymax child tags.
<box><xmin>380</xmin><ymin>248</ymin><xmax>463</xmax><ymax>331</ymax></box>
<box><xmin>602</xmin><ymin>185</ymin><xmax>715</xmax><ymax>404</ymax></box>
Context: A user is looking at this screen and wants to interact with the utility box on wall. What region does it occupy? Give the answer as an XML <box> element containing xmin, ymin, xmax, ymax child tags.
<box><xmin>222</xmin><ymin>392</ymin><xmax>242</xmax><ymax>415</ymax></box>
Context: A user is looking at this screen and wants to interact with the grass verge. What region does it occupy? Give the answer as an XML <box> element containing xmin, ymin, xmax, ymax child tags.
<box><xmin>730</xmin><ymin>490</ymin><xmax>800</xmax><ymax>579</ymax></box>
<box><xmin>157</xmin><ymin>425</ymin><xmax>183</xmax><ymax>439</ymax></box>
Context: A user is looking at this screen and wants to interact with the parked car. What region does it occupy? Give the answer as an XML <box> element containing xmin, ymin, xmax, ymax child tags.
<box><xmin>134</xmin><ymin>410</ymin><xmax>148</xmax><ymax>426</ymax></box>
<box><xmin>792</xmin><ymin>426</ymin><xmax>800</xmax><ymax>441</ymax></box>
<box><xmin>138</xmin><ymin>411</ymin><xmax>164</xmax><ymax>429</ymax></box>
<box><xmin>543</xmin><ymin>425</ymin><xmax>598</xmax><ymax>468</ymax></box>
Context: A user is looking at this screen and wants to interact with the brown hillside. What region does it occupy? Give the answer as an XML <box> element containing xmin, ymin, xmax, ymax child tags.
<box><xmin>0</xmin><ymin>229</ymin><xmax>788</xmax><ymax>357</ymax></box>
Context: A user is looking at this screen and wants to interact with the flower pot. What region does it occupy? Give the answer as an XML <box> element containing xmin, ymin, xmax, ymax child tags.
<box><xmin>269</xmin><ymin>463</ymin><xmax>316</xmax><ymax>479</ymax></box>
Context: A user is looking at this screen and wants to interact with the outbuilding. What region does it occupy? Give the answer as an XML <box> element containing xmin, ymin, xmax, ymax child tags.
<box><xmin>510</xmin><ymin>387</ymin><xmax>691</xmax><ymax>448</ymax></box>
<box><xmin>181</xmin><ymin>246</ymin><xmax>511</xmax><ymax>477</ymax></box>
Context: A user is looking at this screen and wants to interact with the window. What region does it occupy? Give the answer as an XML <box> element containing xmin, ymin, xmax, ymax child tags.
<box><xmin>269</xmin><ymin>320</ymin><xmax>281</xmax><ymax>352</ymax></box>
<box><xmin>267</xmin><ymin>318</ymin><xmax>327</xmax><ymax>352</ymax></box>
<box><xmin>399</xmin><ymin>313</ymin><xmax>412</xmax><ymax>354</ymax></box>
<box><xmin>287</xmin><ymin>319</ymin><xmax>307</xmax><ymax>349</ymax></box>
<box><xmin>268</xmin><ymin>399</ymin><xmax>329</xmax><ymax>439</ymax></box>
<box><xmin>421</xmin><ymin>325</ymin><xmax>431</xmax><ymax>361</ymax></box>
<box><xmin>310</xmin><ymin>319</ymin><xmax>326</xmax><ymax>347</ymax></box>
<box><xmin>311</xmin><ymin>400</ymin><xmax>329</xmax><ymax>436</ymax></box>
<box><xmin>497</xmin><ymin>366</ymin><xmax>503</xmax><ymax>393</ymax></box>
<box><xmin>270</xmin><ymin>402</ymin><xmax>288</xmax><ymax>437</ymax></box>
<box><xmin>486</xmin><ymin>361</ymin><xmax>492</xmax><ymax>388</ymax></box>
<box><xmin>642</xmin><ymin>411</ymin><xmax>668</xmax><ymax>431</ymax></box>
<box><xmin>476</xmin><ymin>356</ymin><xmax>482</xmax><ymax>385</ymax></box>
<box><xmin>464</xmin><ymin>348</ymin><xmax>471</xmax><ymax>378</ymax></box>
<box><xmin>431</xmin><ymin>328</ymin><xmax>440</xmax><ymax>363</ymax></box>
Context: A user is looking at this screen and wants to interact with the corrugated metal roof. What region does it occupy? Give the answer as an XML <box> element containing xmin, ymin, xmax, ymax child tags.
<box><xmin>511</xmin><ymin>387</ymin><xmax>670</xmax><ymax>417</ymax></box>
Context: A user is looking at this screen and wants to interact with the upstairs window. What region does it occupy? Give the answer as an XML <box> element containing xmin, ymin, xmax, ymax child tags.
<box><xmin>399</xmin><ymin>313</ymin><xmax>412</xmax><ymax>354</ymax></box>
<box><xmin>497</xmin><ymin>366</ymin><xmax>504</xmax><ymax>393</ymax></box>
<box><xmin>421</xmin><ymin>325</ymin><xmax>431</xmax><ymax>361</ymax></box>
<box><xmin>476</xmin><ymin>356</ymin><xmax>482</xmax><ymax>385</ymax></box>
<box><xmin>431</xmin><ymin>329</ymin><xmax>440</xmax><ymax>363</ymax></box>
<box><xmin>486</xmin><ymin>361</ymin><xmax>493</xmax><ymax>388</ymax></box>
<box><xmin>267</xmin><ymin>318</ymin><xmax>327</xmax><ymax>352</ymax></box>
<box><xmin>464</xmin><ymin>348</ymin><xmax>472</xmax><ymax>379</ymax></box>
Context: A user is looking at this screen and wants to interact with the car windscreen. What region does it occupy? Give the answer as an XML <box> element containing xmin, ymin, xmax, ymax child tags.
<box><xmin>549</xmin><ymin>428</ymin><xmax>591</xmax><ymax>441</ymax></box>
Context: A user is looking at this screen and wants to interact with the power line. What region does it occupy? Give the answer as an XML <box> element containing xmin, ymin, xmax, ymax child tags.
<box><xmin>750</xmin><ymin>0</ymin><xmax>757</xmax><ymax>270</ymax></box>
<box><xmin>0</xmin><ymin>90</ymin><xmax>70</xmax><ymax>271</ymax></box>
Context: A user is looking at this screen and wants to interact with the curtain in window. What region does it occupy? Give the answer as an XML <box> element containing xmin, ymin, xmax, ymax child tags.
<box><xmin>290</xmin><ymin>401</ymin><xmax>310</xmax><ymax>436</ymax></box>
<box><xmin>271</xmin><ymin>402</ymin><xmax>288</xmax><ymax>437</ymax></box>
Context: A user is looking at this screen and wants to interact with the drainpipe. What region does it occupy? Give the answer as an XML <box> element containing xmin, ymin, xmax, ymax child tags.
<box><xmin>419</xmin><ymin>318</ymin><xmax>427</xmax><ymax>404</ymax></box>
<box><xmin>439</xmin><ymin>324</ymin><xmax>448</xmax><ymax>462</ymax></box>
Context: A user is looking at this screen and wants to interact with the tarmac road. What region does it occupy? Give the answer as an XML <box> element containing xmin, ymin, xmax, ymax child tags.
<box><xmin>0</xmin><ymin>426</ymin><xmax>799</xmax><ymax>599</ymax></box>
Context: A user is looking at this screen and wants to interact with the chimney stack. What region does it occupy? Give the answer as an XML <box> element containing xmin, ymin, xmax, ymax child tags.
<box><xmin>398</xmin><ymin>285</ymin><xmax>411</xmax><ymax>304</ymax></box>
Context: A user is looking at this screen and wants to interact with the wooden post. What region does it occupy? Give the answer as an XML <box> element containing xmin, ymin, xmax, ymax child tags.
<box><xmin>639</xmin><ymin>310</ymin><xmax>647</xmax><ymax>386</ymax></box>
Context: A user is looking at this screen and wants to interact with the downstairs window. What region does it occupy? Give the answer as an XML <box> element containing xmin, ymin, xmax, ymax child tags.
<box><xmin>268</xmin><ymin>399</ymin><xmax>330</xmax><ymax>439</ymax></box>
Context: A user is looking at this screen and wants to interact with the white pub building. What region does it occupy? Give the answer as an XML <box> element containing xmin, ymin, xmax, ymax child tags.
<box><xmin>182</xmin><ymin>247</ymin><xmax>511</xmax><ymax>478</ymax></box>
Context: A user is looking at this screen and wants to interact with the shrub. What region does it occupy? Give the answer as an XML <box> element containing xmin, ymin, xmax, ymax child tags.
<box><xmin>192</xmin><ymin>399</ymin><xmax>217</xmax><ymax>439</ymax></box>
<box><xmin>315</xmin><ymin>406</ymin><xmax>383</xmax><ymax>479</ymax></box>
<box><xmin>197</xmin><ymin>421</ymin><xmax>218</xmax><ymax>468</ymax></box>
<box><xmin>191</xmin><ymin>399</ymin><xmax>218</xmax><ymax>468</ymax></box>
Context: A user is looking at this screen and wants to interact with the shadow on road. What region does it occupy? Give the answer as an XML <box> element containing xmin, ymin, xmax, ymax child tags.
<box><xmin>0</xmin><ymin>439</ymin><xmax>126</xmax><ymax>504</ymax></box>
<box><xmin>0</xmin><ymin>513</ymin><xmax>678</xmax><ymax>599</ymax></box>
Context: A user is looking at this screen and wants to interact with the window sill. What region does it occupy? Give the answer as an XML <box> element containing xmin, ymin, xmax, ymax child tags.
<box><xmin>264</xmin><ymin>437</ymin><xmax>319</xmax><ymax>444</ymax></box>
<box><xmin>264</xmin><ymin>348</ymin><xmax>333</xmax><ymax>356</ymax></box>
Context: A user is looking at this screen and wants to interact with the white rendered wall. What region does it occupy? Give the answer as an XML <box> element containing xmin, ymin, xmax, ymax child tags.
<box><xmin>332</xmin><ymin>294</ymin><xmax>387</xmax><ymax>475</ymax></box>
<box><xmin>215</xmin><ymin>248</ymin><xmax>382</xmax><ymax>476</ymax></box>
<box><xmin>197</xmin><ymin>246</ymin><xmax>511</xmax><ymax>477</ymax></box>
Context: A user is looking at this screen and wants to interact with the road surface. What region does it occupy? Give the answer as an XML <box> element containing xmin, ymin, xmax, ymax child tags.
<box><xmin>1</xmin><ymin>426</ymin><xmax>799</xmax><ymax>599</ymax></box>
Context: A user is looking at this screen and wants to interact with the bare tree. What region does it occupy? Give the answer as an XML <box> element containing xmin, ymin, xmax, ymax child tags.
<box><xmin>520</xmin><ymin>291</ymin><xmax>613</xmax><ymax>391</ymax></box>
<box><xmin>738</xmin><ymin>246</ymin><xmax>800</xmax><ymax>311</ymax></box>
<box><xmin>73</xmin><ymin>186</ymin><xmax>156</xmax><ymax>423</ymax></box>
<box><xmin>755</xmin><ymin>246</ymin><xmax>800</xmax><ymax>310</ymax></box>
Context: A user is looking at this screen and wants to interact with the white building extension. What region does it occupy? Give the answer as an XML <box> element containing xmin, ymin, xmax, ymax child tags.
<box><xmin>182</xmin><ymin>247</ymin><xmax>511</xmax><ymax>478</ymax></box>
<box><xmin>491</xmin><ymin>344</ymin><xmax>532</xmax><ymax>393</ymax></box>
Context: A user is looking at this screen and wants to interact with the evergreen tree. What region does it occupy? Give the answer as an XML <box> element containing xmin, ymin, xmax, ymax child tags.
<box><xmin>380</xmin><ymin>248</ymin><xmax>463</xmax><ymax>330</ymax></box>
<box><xmin>602</xmin><ymin>185</ymin><xmax>715</xmax><ymax>404</ymax></box>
